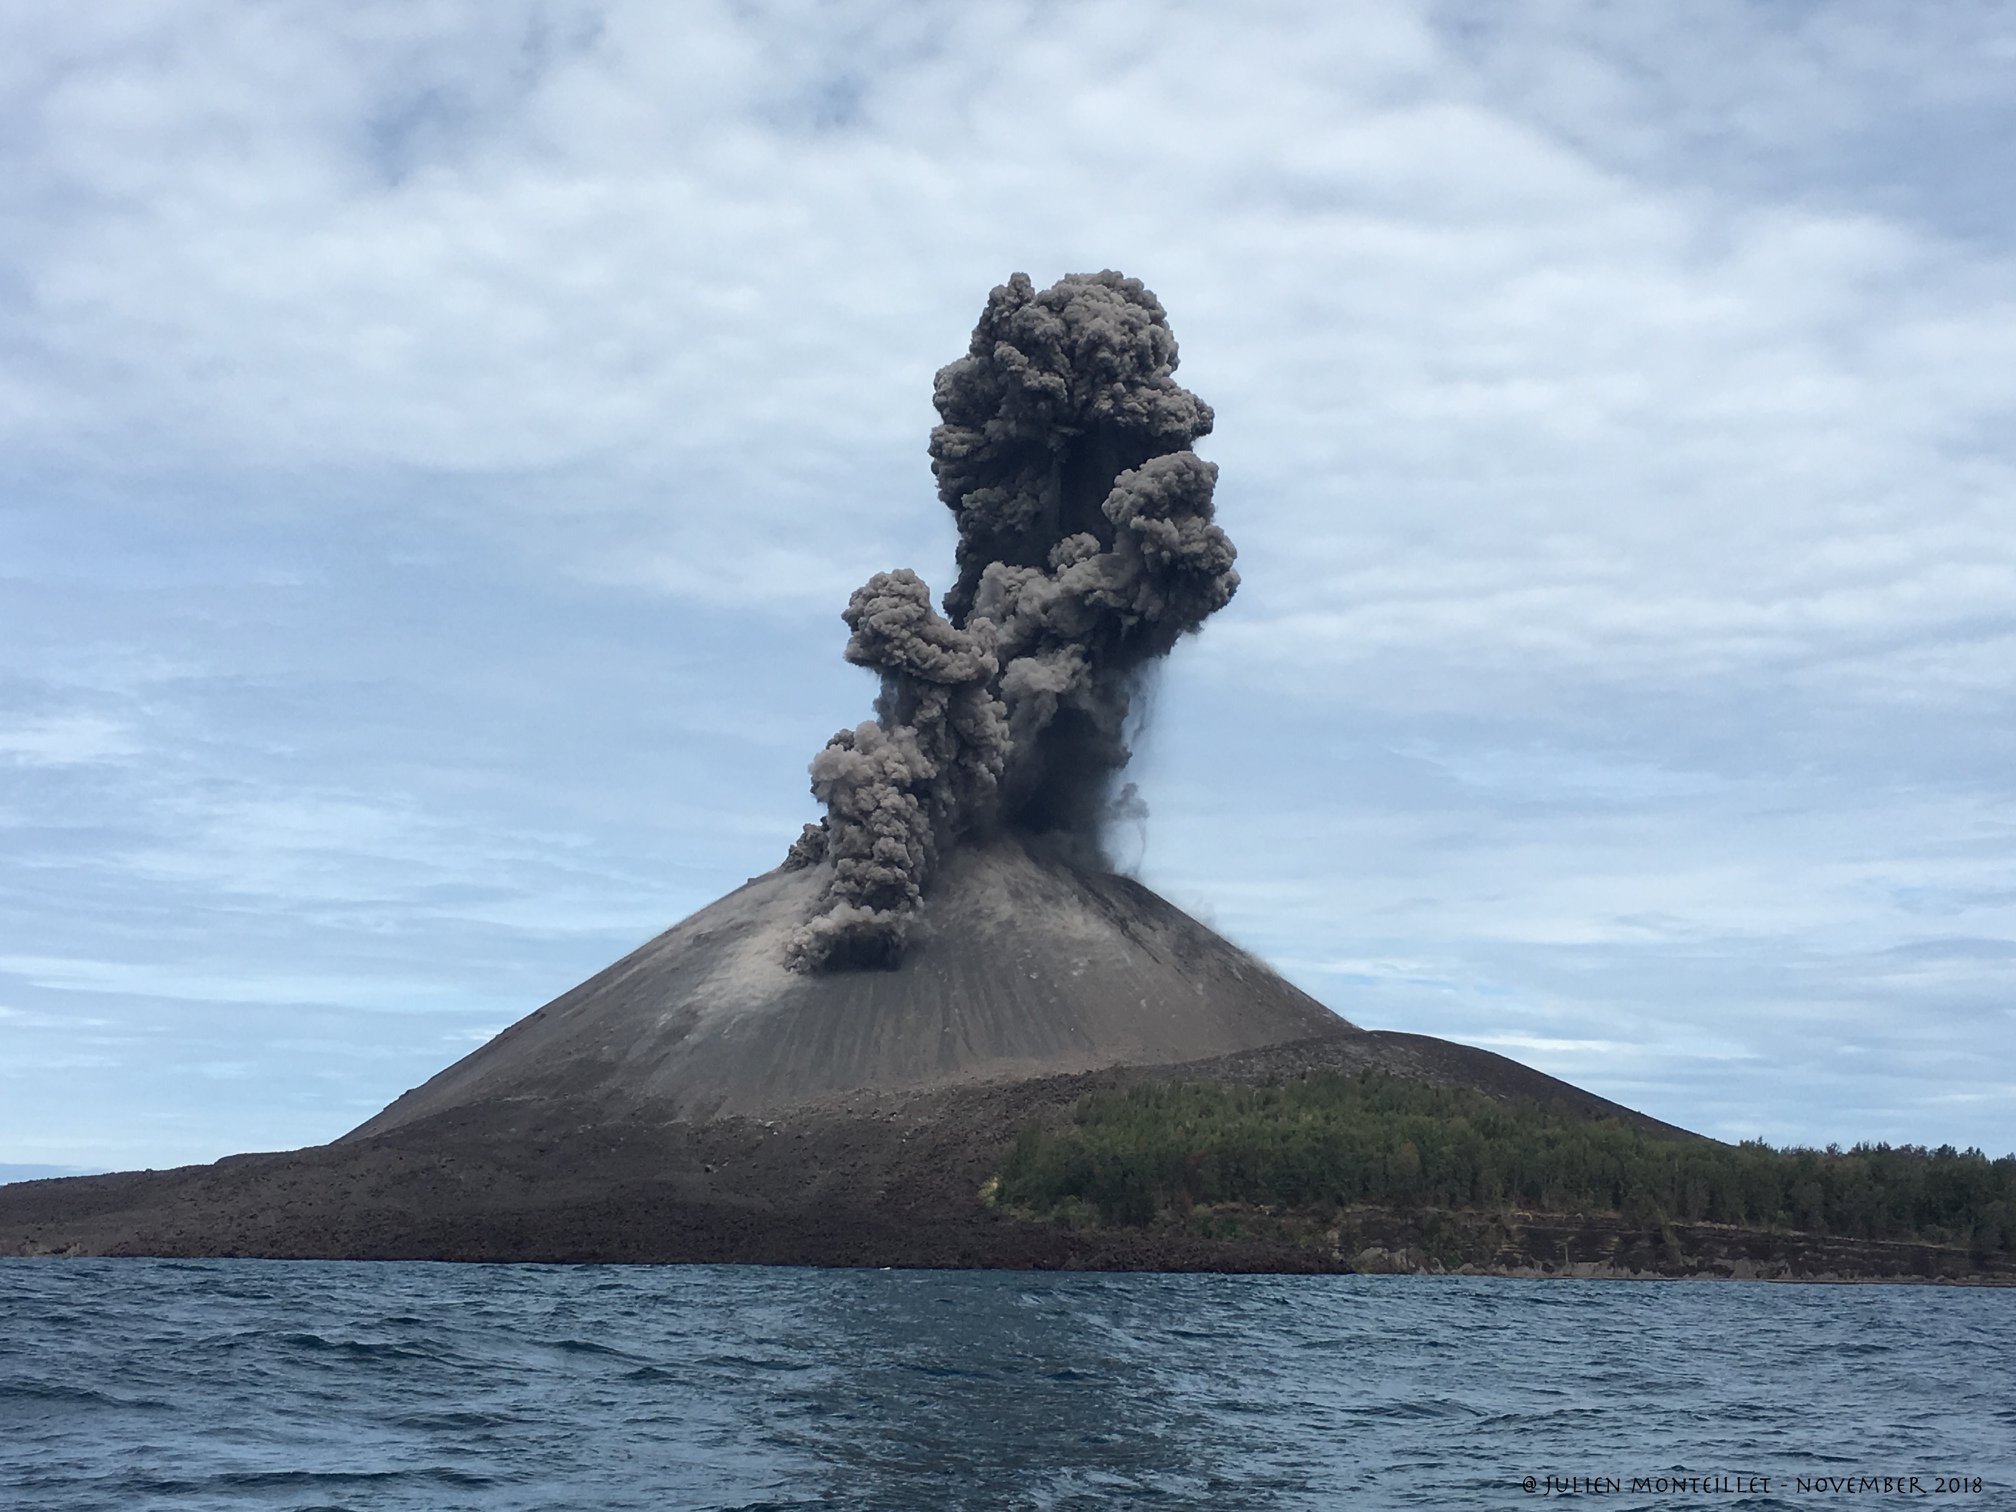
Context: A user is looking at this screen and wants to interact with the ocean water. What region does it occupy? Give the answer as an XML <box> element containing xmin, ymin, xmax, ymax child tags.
<box><xmin>1</xmin><ymin>1261</ymin><xmax>2010</xmax><ymax>1511</ymax></box>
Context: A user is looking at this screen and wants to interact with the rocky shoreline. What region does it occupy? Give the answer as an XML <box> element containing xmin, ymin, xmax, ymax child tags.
<box><xmin>4</xmin><ymin>1034</ymin><xmax>2007</xmax><ymax>1285</ymax></box>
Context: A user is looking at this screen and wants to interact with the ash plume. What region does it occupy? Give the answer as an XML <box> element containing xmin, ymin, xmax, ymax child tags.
<box><xmin>786</xmin><ymin>271</ymin><xmax>1237</xmax><ymax>971</ymax></box>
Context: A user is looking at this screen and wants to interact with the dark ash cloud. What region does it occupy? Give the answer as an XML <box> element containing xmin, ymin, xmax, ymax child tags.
<box><xmin>786</xmin><ymin>271</ymin><xmax>1238</xmax><ymax>970</ymax></box>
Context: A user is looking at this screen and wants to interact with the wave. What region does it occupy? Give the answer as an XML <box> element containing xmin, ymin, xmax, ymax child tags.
<box><xmin>0</xmin><ymin>1381</ymin><xmax>174</xmax><ymax>1411</ymax></box>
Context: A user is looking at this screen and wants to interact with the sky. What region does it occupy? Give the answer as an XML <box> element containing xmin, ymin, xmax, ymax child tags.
<box><xmin>3</xmin><ymin>0</ymin><xmax>2013</xmax><ymax>1178</ymax></box>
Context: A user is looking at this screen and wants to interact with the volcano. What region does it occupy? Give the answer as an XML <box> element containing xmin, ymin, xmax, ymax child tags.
<box><xmin>349</xmin><ymin>837</ymin><xmax>1352</xmax><ymax>1142</ymax></box>
<box><xmin>0</xmin><ymin>271</ymin><xmax>1720</xmax><ymax>1273</ymax></box>
<box><xmin>333</xmin><ymin>268</ymin><xmax>1330</xmax><ymax>1148</ymax></box>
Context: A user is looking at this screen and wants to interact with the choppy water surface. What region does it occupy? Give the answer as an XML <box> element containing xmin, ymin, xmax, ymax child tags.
<box><xmin>1</xmin><ymin>1260</ymin><xmax>2010</xmax><ymax>1510</ymax></box>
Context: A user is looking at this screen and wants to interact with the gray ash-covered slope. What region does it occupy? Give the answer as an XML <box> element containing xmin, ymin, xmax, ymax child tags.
<box><xmin>349</xmin><ymin>835</ymin><xmax>1351</xmax><ymax>1141</ymax></box>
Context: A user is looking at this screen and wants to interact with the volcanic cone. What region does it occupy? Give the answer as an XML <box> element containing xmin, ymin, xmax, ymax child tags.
<box><xmin>349</xmin><ymin>835</ymin><xmax>1351</xmax><ymax>1140</ymax></box>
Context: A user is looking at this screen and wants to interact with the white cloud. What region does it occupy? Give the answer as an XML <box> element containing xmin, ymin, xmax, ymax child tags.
<box><xmin>5</xmin><ymin>2</ymin><xmax>2008</xmax><ymax>714</ymax></box>
<box><xmin>0</xmin><ymin>952</ymin><xmax>500</xmax><ymax>1014</ymax></box>
<box><xmin>1460</xmin><ymin>1034</ymin><xmax>1629</xmax><ymax>1056</ymax></box>
<box><xmin>0</xmin><ymin>713</ymin><xmax>140</xmax><ymax>765</ymax></box>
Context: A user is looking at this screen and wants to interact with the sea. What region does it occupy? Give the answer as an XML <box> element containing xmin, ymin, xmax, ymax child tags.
<box><xmin>1</xmin><ymin>1261</ymin><xmax>2009</xmax><ymax>1511</ymax></box>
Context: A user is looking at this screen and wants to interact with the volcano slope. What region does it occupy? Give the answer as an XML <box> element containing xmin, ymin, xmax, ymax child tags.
<box><xmin>350</xmin><ymin>835</ymin><xmax>1348</xmax><ymax>1141</ymax></box>
<box><xmin>0</xmin><ymin>840</ymin><xmax>1695</xmax><ymax>1271</ymax></box>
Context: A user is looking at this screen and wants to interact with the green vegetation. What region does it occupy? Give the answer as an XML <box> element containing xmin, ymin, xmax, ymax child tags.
<box><xmin>993</xmin><ymin>1074</ymin><xmax>2016</xmax><ymax>1253</ymax></box>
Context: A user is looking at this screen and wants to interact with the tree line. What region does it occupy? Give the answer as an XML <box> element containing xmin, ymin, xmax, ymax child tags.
<box><xmin>992</xmin><ymin>1073</ymin><xmax>2016</xmax><ymax>1253</ymax></box>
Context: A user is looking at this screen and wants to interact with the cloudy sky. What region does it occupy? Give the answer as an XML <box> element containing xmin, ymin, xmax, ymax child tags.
<box><xmin>4</xmin><ymin>0</ymin><xmax>2013</xmax><ymax>1178</ymax></box>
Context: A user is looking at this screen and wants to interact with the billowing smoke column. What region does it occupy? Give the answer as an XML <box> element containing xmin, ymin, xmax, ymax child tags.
<box><xmin>784</xmin><ymin>271</ymin><xmax>1238</xmax><ymax>971</ymax></box>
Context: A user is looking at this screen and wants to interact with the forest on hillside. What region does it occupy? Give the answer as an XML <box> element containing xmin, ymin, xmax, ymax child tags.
<box><xmin>992</xmin><ymin>1073</ymin><xmax>2016</xmax><ymax>1254</ymax></box>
